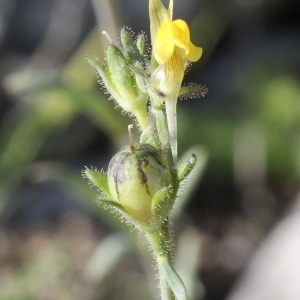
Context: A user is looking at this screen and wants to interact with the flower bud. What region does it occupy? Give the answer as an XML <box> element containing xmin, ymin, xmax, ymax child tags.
<box><xmin>120</xmin><ymin>27</ymin><xmax>144</xmax><ymax>64</ymax></box>
<box><xmin>87</xmin><ymin>28</ymin><xmax>150</xmax><ymax>130</ymax></box>
<box><xmin>107</xmin><ymin>143</ymin><xmax>172</xmax><ymax>225</ymax></box>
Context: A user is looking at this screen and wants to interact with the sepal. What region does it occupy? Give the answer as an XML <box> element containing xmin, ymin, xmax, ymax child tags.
<box><xmin>106</xmin><ymin>44</ymin><xmax>137</xmax><ymax>110</ymax></box>
<box><xmin>179</xmin><ymin>84</ymin><xmax>208</xmax><ymax>100</ymax></box>
<box><xmin>83</xmin><ymin>167</ymin><xmax>111</xmax><ymax>197</ymax></box>
<box><xmin>120</xmin><ymin>27</ymin><xmax>144</xmax><ymax>64</ymax></box>
<box><xmin>95</xmin><ymin>196</ymin><xmax>145</xmax><ymax>230</ymax></box>
<box><xmin>86</xmin><ymin>57</ymin><xmax>121</xmax><ymax>103</ymax></box>
<box><xmin>150</xmin><ymin>185</ymin><xmax>175</xmax><ymax>228</ymax></box>
<box><xmin>136</xmin><ymin>33</ymin><xmax>146</xmax><ymax>56</ymax></box>
<box><xmin>177</xmin><ymin>153</ymin><xmax>197</xmax><ymax>182</ymax></box>
<box><xmin>129</xmin><ymin>62</ymin><xmax>150</xmax><ymax>93</ymax></box>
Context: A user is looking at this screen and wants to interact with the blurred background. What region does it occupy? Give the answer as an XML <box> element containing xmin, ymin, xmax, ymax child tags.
<box><xmin>1</xmin><ymin>0</ymin><xmax>300</xmax><ymax>299</ymax></box>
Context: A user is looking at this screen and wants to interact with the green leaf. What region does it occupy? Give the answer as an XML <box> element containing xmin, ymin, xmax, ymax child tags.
<box><xmin>158</xmin><ymin>256</ymin><xmax>188</xmax><ymax>300</ymax></box>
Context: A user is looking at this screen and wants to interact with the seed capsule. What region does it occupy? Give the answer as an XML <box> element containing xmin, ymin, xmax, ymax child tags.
<box><xmin>107</xmin><ymin>143</ymin><xmax>172</xmax><ymax>224</ymax></box>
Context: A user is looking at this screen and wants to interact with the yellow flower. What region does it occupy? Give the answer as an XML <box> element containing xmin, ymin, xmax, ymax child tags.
<box><xmin>153</xmin><ymin>18</ymin><xmax>202</xmax><ymax>97</ymax></box>
<box><xmin>149</xmin><ymin>0</ymin><xmax>202</xmax><ymax>164</ymax></box>
<box><xmin>154</xmin><ymin>19</ymin><xmax>202</xmax><ymax>65</ymax></box>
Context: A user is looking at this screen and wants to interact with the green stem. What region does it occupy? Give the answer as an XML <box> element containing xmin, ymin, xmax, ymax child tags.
<box><xmin>145</xmin><ymin>219</ymin><xmax>188</xmax><ymax>300</ymax></box>
<box><xmin>146</xmin><ymin>219</ymin><xmax>174</xmax><ymax>300</ymax></box>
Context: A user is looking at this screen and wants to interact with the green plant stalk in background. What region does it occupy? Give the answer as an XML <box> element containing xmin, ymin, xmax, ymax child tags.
<box><xmin>84</xmin><ymin>0</ymin><xmax>207</xmax><ymax>299</ymax></box>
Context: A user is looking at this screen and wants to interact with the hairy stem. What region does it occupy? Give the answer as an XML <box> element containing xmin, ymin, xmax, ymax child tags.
<box><xmin>146</xmin><ymin>219</ymin><xmax>188</xmax><ymax>300</ymax></box>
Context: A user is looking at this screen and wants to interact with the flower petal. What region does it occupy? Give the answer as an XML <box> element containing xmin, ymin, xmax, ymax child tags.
<box><xmin>155</xmin><ymin>42</ymin><xmax>175</xmax><ymax>63</ymax></box>
<box><xmin>154</xmin><ymin>22</ymin><xmax>176</xmax><ymax>62</ymax></box>
<box><xmin>172</xmin><ymin>19</ymin><xmax>190</xmax><ymax>46</ymax></box>
<box><xmin>154</xmin><ymin>19</ymin><xmax>202</xmax><ymax>63</ymax></box>
<box><xmin>187</xmin><ymin>41</ymin><xmax>203</xmax><ymax>62</ymax></box>
<box><xmin>149</xmin><ymin>0</ymin><xmax>173</xmax><ymax>50</ymax></box>
<box><xmin>171</xmin><ymin>20</ymin><xmax>203</xmax><ymax>61</ymax></box>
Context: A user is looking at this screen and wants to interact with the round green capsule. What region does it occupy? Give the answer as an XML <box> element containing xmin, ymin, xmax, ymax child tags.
<box><xmin>107</xmin><ymin>143</ymin><xmax>172</xmax><ymax>224</ymax></box>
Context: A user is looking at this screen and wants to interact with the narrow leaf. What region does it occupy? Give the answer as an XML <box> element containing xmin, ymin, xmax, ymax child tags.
<box><xmin>158</xmin><ymin>256</ymin><xmax>189</xmax><ymax>300</ymax></box>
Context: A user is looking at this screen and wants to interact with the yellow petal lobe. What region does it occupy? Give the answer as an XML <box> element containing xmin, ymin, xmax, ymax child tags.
<box><xmin>154</xmin><ymin>19</ymin><xmax>202</xmax><ymax>64</ymax></box>
<box><xmin>187</xmin><ymin>42</ymin><xmax>203</xmax><ymax>62</ymax></box>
